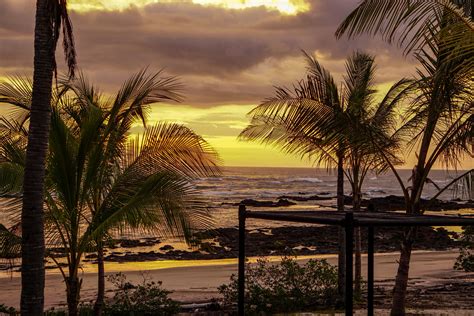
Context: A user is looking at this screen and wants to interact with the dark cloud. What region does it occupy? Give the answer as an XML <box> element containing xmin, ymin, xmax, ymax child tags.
<box><xmin>0</xmin><ymin>0</ymin><xmax>416</xmax><ymax>106</ymax></box>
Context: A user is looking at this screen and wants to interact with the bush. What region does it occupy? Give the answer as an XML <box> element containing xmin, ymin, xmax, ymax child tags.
<box><xmin>218</xmin><ymin>257</ymin><xmax>338</xmax><ymax>314</ymax></box>
<box><xmin>103</xmin><ymin>272</ymin><xmax>180</xmax><ymax>316</ymax></box>
<box><xmin>0</xmin><ymin>304</ymin><xmax>17</xmax><ymax>315</ymax></box>
<box><xmin>454</xmin><ymin>226</ymin><xmax>474</xmax><ymax>272</ymax></box>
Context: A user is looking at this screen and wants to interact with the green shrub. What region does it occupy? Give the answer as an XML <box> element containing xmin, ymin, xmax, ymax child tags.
<box><xmin>218</xmin><ymin>257</ymin><xmax>338</xmax><ymax>314</ymax></box>
<box><xmin>454</xmin><ymin>226</ymin><xmax>474</xmax><ymax>272</ymax></box>
<box><xmin>104</xmin><ymin>272</ymin><xmax>180</xmax><ymax>316</ymax></box>
<box><xmin>0</xmin><ymin>303</ymin><xmax>17</xmax><ymax>315</ymax></box>
<box><xmin>43</xmin><ymin>305</ymin><xmax>94</xmax><ymax>316</ymax></box>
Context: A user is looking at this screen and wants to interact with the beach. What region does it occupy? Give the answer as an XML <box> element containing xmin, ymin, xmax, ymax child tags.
<box><xmin>1</xmin><ymin>250</ymin><xmax>473</xmax><ymax>312</ymax></box>
<box><xmin>1</xmin><ymin>167</ymin><xmax>473</xmax><ymax>313</ymax></box>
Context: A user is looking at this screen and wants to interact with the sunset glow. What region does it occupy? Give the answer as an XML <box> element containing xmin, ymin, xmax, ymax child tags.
<box><xmin>69</xmin><ymin>0</ymin><xmax>310</xmax><ymax>14</ymax></box>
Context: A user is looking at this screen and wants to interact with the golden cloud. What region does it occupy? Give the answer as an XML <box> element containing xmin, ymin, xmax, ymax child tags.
<box><xmin>69</xmin><ymin>0</ymin><xmax>310</xmax><ymax>15</ymax></box>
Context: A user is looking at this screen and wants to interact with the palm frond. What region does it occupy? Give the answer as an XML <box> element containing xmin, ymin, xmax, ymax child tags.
<box><xmin>109</xmin><ymin>69</ymin><xmax>183</xmax><ymax>128</ymax></box>
<box><xmin>50</xmin><ymin>0</ymin><xmax>77</xmax><ymax>78</ymax></box>
<box><xmin>83</xmin><ymin>171</ymin><xmax>211</xmax><ymax>248</ymax></box>
<box><xmin>336</xmin><ymin>0</ymin><xmax>474</xmax><ymax>58</ymax></box>
<box><xmin>0</xmin><ymin>224</ymin><xmax>21</xmax><ymax>259</ymax></box>
<box><xmin>125</xmin><ymin>122</ymin><xmax>221</xmax><ymax>179</ymax></box>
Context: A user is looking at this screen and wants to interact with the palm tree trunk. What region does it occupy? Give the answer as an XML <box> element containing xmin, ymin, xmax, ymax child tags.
<box><xmin>21</xmin><ymin>0</ymin><xmax>54</xmax><ymax>314</ymax></box>
<box><xmin>336</xmin><ymin>152</ymin><xmax>345</xmax><ymax>300</ymax></box>
<box><xmin>94</xmin><ymin>245</ymin><xmax>105</xmax><ymax>316</ymax></box>
<box><xmin>391</xmin><ymin>228</ymin><xmax>415</xmax><ymax>316</ymax></box>
<box><xmin>66</xmin><ymin>275</ymin><xmax>82</xmax><ymax>316</ymax></box>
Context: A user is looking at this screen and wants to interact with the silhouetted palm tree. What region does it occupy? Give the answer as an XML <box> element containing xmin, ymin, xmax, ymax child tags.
<box><xmin>336</xmin><ymin>2</ymin><xmax>473</xmax><ymax>314</ymax></box>
<box><xmin>0</xmin><ymin>70</ymin><xmax>220</xmax><ymax>316</ymax></box>
<box><xmin>22</xmin><ymin>0</ymin><xmax>76</xmax><ymax>314</ymax></box>
<box><xmin>336</xmin><ymin>0</ymin><xmax>473</xmax><ymax>63</ymax></box>
<box><xmin>240</xmin><ymin>51</ymin><xmax>408</xmax><ymax>298</ymax></box>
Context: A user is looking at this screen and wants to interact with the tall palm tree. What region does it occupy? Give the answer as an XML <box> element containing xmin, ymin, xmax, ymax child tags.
<box><xmin>336</xmin><ymin>2</ymin><xmax>473</xmax><ymax>315</ymax></box>
<box><xmin>0</xmin><ymin>71</ymin><xmax>220</xmax><ymax>316</ymax></box>
<box><xmin>23</xmin><ymin>0</ymin><xmax>76</xmax><ymax>313</ymax></box>
<box><xmin>239</xmin><ymin>51</ymin><xmax>408</xmax><ymax>299</ymax></box>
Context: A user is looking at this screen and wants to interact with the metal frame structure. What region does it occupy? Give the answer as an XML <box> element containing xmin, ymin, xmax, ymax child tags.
<box><xmin>237</xmin><ymin>204</ymin><xmax>474</xmax><ymax>315</ymax></box>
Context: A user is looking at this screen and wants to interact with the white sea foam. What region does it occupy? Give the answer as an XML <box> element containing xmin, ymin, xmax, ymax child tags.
<box><xmin>287</xmin><ymin>177</ymin><xmax>323</xmax><ymax>183</ymax></box>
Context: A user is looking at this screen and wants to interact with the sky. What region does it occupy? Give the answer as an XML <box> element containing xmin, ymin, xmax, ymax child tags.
<box><xmin>0</xmin><ymin>0</ymin><xmax>472</xmax><ymax>169</ymax></box>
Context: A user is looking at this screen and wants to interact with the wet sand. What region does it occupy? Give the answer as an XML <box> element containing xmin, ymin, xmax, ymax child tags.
<box><xmin>0</xmin><ymin>250</ymin><xmax>472</xmax><ymax>310</ymax></box>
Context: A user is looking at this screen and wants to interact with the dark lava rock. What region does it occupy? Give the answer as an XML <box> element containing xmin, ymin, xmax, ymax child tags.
<box><xmin>117</xmin><ymin>238</ymin><xmax>160</xmax><ymax>248</ymax></box>
<box><xmin>344</xmin><ymin>195</ymin><xmax>474</xmax><ymax>212</ymax></box>
<box><xmin>159</xmin><ymin>245</ymin><xmax>174</xmax><ymax>251</ymax></box>
<box><xmin>238</xmin><ymin>198</ymin><xmax>296</xmax><ymax>207</ymax></box>
<box><xmin>195</xmin><ymin>225</ymin><xmax>460</xmax><ymax>259</ymax></box>
<box><xmin>278</xmin><ymin>194</ymin><xmax>333</xmax><ymax>202</ymax></box>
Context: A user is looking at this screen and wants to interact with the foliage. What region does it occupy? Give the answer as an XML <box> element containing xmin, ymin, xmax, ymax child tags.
<box><xmin>238</xmin><ymin>51</ymin><xmax>411</xmax><ymax>297</ymax></box>
<box><xmin>103</xmin><ymin>273</ymin><xmax>180</xmax><ymax>316</ymax></box>
<box><xmin>0</xmin><ymin>303</ymin><xmax>17</xmax><ymax>315</ymax></box>
<box><xmin>239</xmin><ymin>51</ymin><xmax>408</xmax><ymax>200</ymax></box>
<box><xmin>454</xmin><ymin>226</ymin><xmax>474</xmax><ymax>272</ymax></box>
<box><xmin>218</xmin><ymin>257</ymin><xmax>338</xmax><ymax>314</ymax></box>
<box><xmin>21</xmin><ymin>274</ymin><xmax>180</xmax><ymax>316</ymax></box>
<box><xmin>0</xmin><ymin>70</ymin><xmax>220</xmax><ymax>314</ymax></box>
<box><xmin>336</xmin><ymin>0</ymin><xmax>474</xmax><ymax>64</ymax></box>
<box><xmin>337</xmin><ymin>1</ymin><xmax>473</xmax><ymax>314</ymax></box>
<box><xmin>43</xmin><ymin>306</ymin><xmax>94</xmax><ymax>316</ymax></box>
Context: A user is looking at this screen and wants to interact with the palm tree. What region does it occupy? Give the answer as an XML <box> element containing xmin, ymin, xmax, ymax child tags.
<box><xmin>336</xmin><ymin>2</ymin><xmax>473</xmax><ymax>315</ymax></box>
<box><xmin>335</xmin><ymin>0</ymin><xmax>474</xmax><ymax>63</ymax></box>
<box><xmin>239</xmin><ymin>51</ymin><xmax>408</xmax><ymax>300</ymax></box>
<box><xmin>23</xmin><ymin>0</ymin><xmax>76</xmax><ymax>313</ymax></box>
<box><xmin>0</xmin><ymin>70</ymin><xmax>220</xmax><ymax>316</ymax></box>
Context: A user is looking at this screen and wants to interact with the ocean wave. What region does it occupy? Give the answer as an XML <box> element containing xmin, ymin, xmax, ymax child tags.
<box><xmin>287</xmin><ymin>177</ymin><xmax>323</xmax><ymax>183</ymax></box>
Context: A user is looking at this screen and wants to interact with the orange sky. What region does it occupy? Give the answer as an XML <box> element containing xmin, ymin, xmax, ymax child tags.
<box><xmin>0</xmin><ymin>0</ymin><xmax>472</xmax><ymax>169</ymax></box>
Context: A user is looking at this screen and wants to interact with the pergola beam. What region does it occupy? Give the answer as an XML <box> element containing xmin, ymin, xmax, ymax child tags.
<box><xmin>237</xmin><ymin>206</ymin><xmax>474</xmax><ymax>316</ymax></box>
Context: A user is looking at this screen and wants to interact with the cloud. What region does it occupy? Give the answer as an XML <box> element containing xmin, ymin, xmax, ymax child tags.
<box><xmin>0</xmin><ymin>0</ymin><xmax>417</xmax><ymax>107</ymax></box>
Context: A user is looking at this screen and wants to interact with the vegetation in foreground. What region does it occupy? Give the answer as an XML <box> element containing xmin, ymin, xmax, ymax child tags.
<box><xmin>0</xmin><ymin>273</ymin><xmax>180</xmax><ymax>316</ymax></box>
<box><xmin>239</xmin><ymin>50</ymin><xmax>410</xmax><ymax>297</ymax></box>
<box><xmin>0</xmin><ymin>0</ymin><xmax>471</xmax><ymax>315</ymax></box>
<box><xmin>454</xmin><ymin>226</ymin><xmax>474</xmax><ymax>272</ymax></box>
<box><xmin>219</xmin><ymin>257</ymin><xmax>339</xmax><ymax>314</ymax></box>
<box><xmin>0</xmin><ymin>71</ymin><xmax>220</xmax><ymax>316</ymax></box>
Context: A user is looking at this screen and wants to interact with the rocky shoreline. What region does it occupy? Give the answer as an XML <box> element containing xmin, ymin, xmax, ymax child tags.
<box><xmin>93</xmin><ymin>224</ymin><xmax>459</xmax><ymax>263</ymax></box>
<box><xmin>234</xmin><ymin>194</ymin><xmax>474</xmax><ymax>211</ymax></box>
<box><xmin>2</xmin><ymin>195</ymin><xmax>470</xmax><ymax>271</ymax></box>
<box><xmin>91</xmin><ymin>194</ymin><xmax>472</xmax><ymax>264</ymax></box>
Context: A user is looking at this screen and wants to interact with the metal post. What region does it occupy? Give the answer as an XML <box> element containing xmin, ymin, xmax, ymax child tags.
<box><xmin>345</xmin><ymin>212</ymin><xmax>354</xmax><ymax>316</ymax></box>
<box><xmin>238</xmin><ymin>204</ymin><xmax>246</xmax><ymax>316</ymax></box>
<box><xmin>367</xmin><ymin>226</ymin><xmax>374</xmax><ymax>316</ymax></box>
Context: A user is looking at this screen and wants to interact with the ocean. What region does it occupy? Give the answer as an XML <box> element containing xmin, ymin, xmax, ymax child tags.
<box><xmin>198</xmin><ymin>166</ymin><xmax>465</xmax><ymax>229</ymax></box>
<box><xmin>0</xmin><ymin>166</ymin><xmax>467</xmax><ymax>233</ymax></box>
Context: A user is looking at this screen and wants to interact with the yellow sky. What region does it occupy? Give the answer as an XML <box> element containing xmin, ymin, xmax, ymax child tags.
<box><xmin>69</xmin><ymin>0</ymin><xmax>310</xmax><ymax>14</ymax></box>
<box><xmin>140</xmin><ymin>84</ymin><xmax>474</xmax><ymax>170</ymax></box>
<box><xmin>1</xmin><ymin>0</ymin><xmax>472</xmax><ymax>170</ymax></box>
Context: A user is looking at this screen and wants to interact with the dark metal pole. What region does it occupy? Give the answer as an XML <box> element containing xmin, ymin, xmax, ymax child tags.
<box><xmin>345</xmin><ymin>212</ymin><xmax>354</xmax><ymax>316</ymax></box>
<box><xmin>367</xmin><ymin>226</ymin><xmax>374</xmax><ymax>316</ymax></box>
<box><xmin>238</xmin><ymin>204</ymin><xmax>246</xmax><ymax>316</ymax></box>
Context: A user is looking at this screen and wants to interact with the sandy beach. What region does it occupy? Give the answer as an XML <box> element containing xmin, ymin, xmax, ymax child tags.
<box><xmin>1</xmin><ymin>250</ymin><xmax>473</xmax><ymax>312</ymax></box>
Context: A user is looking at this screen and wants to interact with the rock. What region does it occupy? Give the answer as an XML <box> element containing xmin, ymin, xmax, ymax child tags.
<box><xmin>159</xmin><ymin>245</ymin><xmax>174</xmax><ymax>251</ymax></box>
<box><xmin>117</xmin><ymin>238</ymin><xmax>160</xmax><ymax>248</ymax></box>
<box><xmin>344</xmin><ymin>194</ymin><xmax>474</xmax><ymax>211</ymax></box>
<box><xmin>278</xmin><ymin>194</ymin><xmax>333</xmax><ymax>201</ymax></box>
<box><xmin>238</xmin><ymin>198</ymin><xmax>296</xmax><ymax>207</ymax></box>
